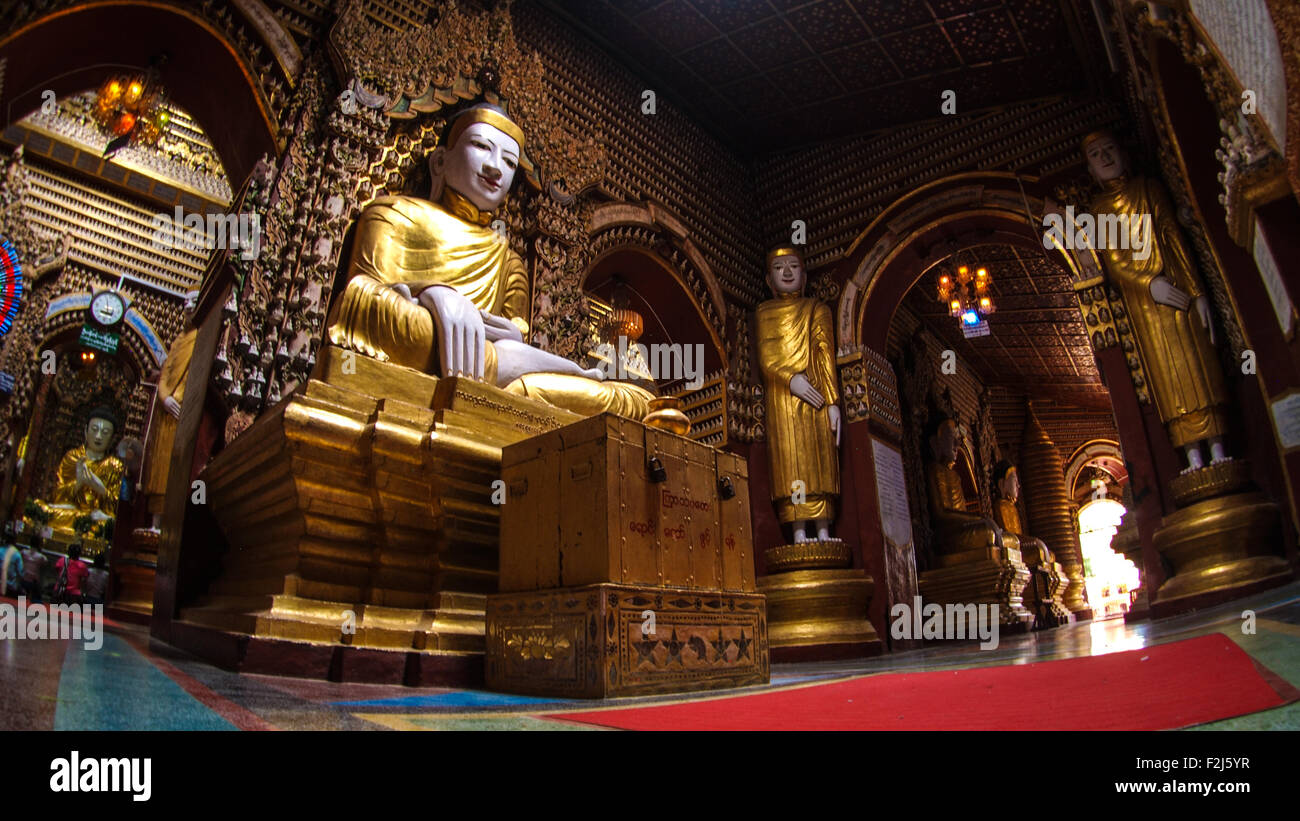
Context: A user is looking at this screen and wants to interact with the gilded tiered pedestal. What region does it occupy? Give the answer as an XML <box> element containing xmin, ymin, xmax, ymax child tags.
<box><xmin>757</xmin><ymin>539</ymin><xmax>881</xmax><ymax>660</ymax></box>
<box><xmin>174</xmin><ymin>346</ymin><xmax>581</xmax><ymax>683</ymax></box>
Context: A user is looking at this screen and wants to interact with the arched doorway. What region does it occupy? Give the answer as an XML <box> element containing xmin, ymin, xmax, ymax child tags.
<box><xmin>0</xmin><ymin>1</ymin><xmax>278</xmax><ymax>186</ymax></box>
<box><xmin>835</xmin><ymin>172</ymin><xmax>1120</xmax><ymax>636</ymax></box>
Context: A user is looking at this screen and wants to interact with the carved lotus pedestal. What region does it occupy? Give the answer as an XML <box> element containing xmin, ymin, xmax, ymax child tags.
<box><xmin>1152</xmin><ymin>461</ymin><xmax>1292</xmax><ymax>616</ymax></box>
<box><xmin>757</xmin><ymin>539</ymin><xmax>881</xmax><ymax>661</ymax></box>
<box><xmin>173</xmin><ymin>346</ymin><xmax>583</xmax><ymax>685</ymax></box>
<box><xmin>918</xmin><ymin>546</ymin><xmax>1035</xmax><ymax>632</ymax></box>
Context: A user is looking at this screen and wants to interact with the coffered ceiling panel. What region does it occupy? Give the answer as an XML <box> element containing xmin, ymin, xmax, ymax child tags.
<box><xmin>536</xmin><ymin>0</ymin><xmax>1109</xmax><ymax>154</ymax></box>
<box><xmin>901</xmin><ymin>243</ymin><xmax>1110</xmax><ymax>408</ymax></box>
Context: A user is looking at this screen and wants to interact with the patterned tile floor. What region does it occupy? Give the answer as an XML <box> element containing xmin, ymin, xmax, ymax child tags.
<box><xmin>2</xmin><ymin>583</ymin><xmax>1298</xmax><ymax>730</ymax></box>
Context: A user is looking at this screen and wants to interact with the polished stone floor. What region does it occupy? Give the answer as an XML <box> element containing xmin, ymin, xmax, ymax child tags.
<box><xmin>2</xmin><ymin>583</ymin><xmax>1298</xmax><ymax>730</ymax></box>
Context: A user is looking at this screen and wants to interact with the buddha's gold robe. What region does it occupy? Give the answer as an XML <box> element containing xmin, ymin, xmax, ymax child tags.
<box><xmin>34</xmin><ymin>446</ymin><xmax>125</xmax><ymax>533</ymax></box>
<box><xmin>756</xmin><ymin>294</ymin><xmax>839</xmax><ymax>523</ymax></box>
<box><xmin>995</xmin><ymin>498</ymin><xmax>1050</xmax><ymax>564</ymax></box>
<box><xmin>143</xmin><ymin>327</ymin><xmax>196</xmax><ymax>499</ymax></box>
<box><xmin>926</xmin><ymin>461</ymin><xmax>1000</xmax><ymax>553</ymax></box>
<box><xmin>327</xmin><ymin>188</ymin><xmax>650</xmax><ymax>418</ymax></box>
<box><xmin>1092</xmin><ymin>175</ymin><xmax>1227</xmax><ymax>446</ymax></box>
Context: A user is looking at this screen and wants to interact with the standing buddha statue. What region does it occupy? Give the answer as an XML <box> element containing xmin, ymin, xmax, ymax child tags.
<box><xmin>755</xmin><ymin>246</ymin><xmax>841</xmax><ymax>543</ymax></box>
<box><xmin>142</xmin><ymin>289</ymin><xmax>198</xmax><ymax>529</ymax></box>
<box><xmin>1083</xmin><ymin>131</ymin><xmax>1230</xmax><ymax>471</ymax></box>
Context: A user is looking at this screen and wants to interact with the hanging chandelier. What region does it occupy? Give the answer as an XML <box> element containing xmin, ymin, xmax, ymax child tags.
<box><xmin>92</xmin><ymin>65</ymin><xmax>170</xmax><ymax>153</ymax></box>
<box><xmin>936</xmin><ymin>254</ymin><xmax>996</xmax><ymax>330</ymax></box>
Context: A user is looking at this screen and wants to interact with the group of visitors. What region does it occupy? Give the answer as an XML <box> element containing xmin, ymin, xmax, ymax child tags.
<box><xmin>0</xmin><ymin>531</ymin><xmax>109</xmax><ymax>605</ymax></box>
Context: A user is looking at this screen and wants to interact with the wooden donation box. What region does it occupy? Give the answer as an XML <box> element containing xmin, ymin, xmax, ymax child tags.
<box><xmin>487</xmin><ymin>413</ymin><xmax>769</xmax><ymax>698</ymax></box>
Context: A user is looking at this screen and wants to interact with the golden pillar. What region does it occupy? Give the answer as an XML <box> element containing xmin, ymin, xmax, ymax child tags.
<box><xmin>1019</xmin><ymin>406</ymin><xmax>1091</xmax><ymax>619</ymax></box>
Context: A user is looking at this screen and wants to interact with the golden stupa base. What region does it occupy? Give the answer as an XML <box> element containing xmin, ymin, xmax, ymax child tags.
<box><xmin>757</xmin><ymin>567</ymin><xmax>881</xmax><ymax>661</ymax></box>
<box><xmin>486</xmin><ymin>583</ymin><xmax>768</xmax><ymax>698</ymax></box>
<box><xmin>174</xmin><ymin>346</ymin><xmax>582</xmax><ymax>680</ymax></box>
<box><xmin>919</xmin><ymin>546</ymin><xmax>1035</xmax><ymax>630</ymax></box>
<box><xmin>1152</xmin><ymin>490</ymin><xmax>1292</xmax><ymax>612</ymax></box>
<box><xmin>1057</xmin><ymin>562</ymin><xmax>1093</xmax><ymax>621</ymax></box>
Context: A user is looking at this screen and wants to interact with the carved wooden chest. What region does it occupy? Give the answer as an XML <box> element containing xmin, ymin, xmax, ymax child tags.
<box><xmin>497</xmin><ymin>413</ymin><xmax>755</xmax><ymax>594</ymax></box>
<box><xmin>488</xmin><ymin>413</ymin><xmax>768</xmax><ymax>697</ymax></box>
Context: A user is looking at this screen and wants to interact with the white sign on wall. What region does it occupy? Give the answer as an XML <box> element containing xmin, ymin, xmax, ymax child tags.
<box><xmin>872</xmin><ymin>438</ymin><xmax>913</xmax><ymax>550</ymax></box>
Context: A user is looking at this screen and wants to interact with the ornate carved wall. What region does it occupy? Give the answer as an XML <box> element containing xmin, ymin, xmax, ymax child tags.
<box><xmin>754</xmin><ymin>95</ymin><xmax>1130</xmax><ymax>273</ymax></box>
<box><xmin>211</xmin><ymin>0</ymin><xmax>769</xmax><ymax>443</ymax></box>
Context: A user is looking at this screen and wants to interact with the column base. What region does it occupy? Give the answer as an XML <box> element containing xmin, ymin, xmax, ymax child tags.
<box><xmin>757</xmin><ymin>567</ymin><xmax>881</xmax><ymax>660</ymax></box>
<box><xmin>1153</xmin><ymin>490</ymin><xmax>1293</xmax><ymax>611</ymax></box>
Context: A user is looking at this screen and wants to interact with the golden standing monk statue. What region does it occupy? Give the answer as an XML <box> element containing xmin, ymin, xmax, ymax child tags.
<box><xmin>29</xmin><ymin>407</ymin><xmax>125</xmax><ymax>535</ymax></box>
<box><xmin>327</xmin><ymin>103</ymin><xmax>650</xmax><ymax>418</ymax></box>
<box><xmin>756</xmin><ymin>246</ymin><xmax>841</xmax><ymax>543</ymax></box>
<box><xmin>1084</xmin><ymin>131</ymin><xmax>1230</xmax><ymax>471</ymax></box>
<box><xmin>142</xmin><ymin>290</ymin><xmax>198</xmax><ymax>529</ymax></box>
<box><xmin>924</xmin><ymin>414</ymin><xmax>1002</xmax><ymax>553</ymax></box>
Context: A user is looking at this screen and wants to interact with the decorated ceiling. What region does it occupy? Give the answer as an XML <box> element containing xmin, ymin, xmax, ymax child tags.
<box><xmin>539</xmin><ymin>0</ymin><xmax>1112</xmax><ymax>154</ymax></box>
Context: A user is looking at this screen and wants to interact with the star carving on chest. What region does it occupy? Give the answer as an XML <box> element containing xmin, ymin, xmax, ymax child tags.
<box><xmin>734</xmin><ymin>629</ymin><xmax>752</xmax><ymax>660</ymax></box>
<box><xmin>634</xmin><ymin>634</ymin><xmax>659</xmax><ymax>665</ymax></box>
<box><xmin>663</xmin><ymin>628</ymin><xmax>684</xmax><ymax>665</ymax></box>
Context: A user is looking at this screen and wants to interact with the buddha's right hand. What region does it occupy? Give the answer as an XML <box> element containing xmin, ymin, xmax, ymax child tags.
<box><xmin>75</xmin><ymin>460</ymin><xmax>108</xmax><ymax>498</ymax></box>
<box><xmin>417</xmin><ymin>285</ymin><xmax>485</xmax><ymax>379</ymax></box>
<box><xmin>1149</xmin><ymin>276</ymin><xmax>1190</xmax><ymax>310</ymax></box>
<box><xmin>790</xmin><ymin>373</ymin><xmax>824</xmax><ymax>409</ymax></box>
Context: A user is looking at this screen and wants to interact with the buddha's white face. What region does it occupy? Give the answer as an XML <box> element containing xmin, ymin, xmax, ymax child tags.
<box><xmin>999</xmin><ymin>469</ymin><xmax>1020</xmax><ymax>502</ymax></box>
<box><xmin>768</xmin><ymin>254</ymin><xmax>805</xmax><ymax>295</ymax></box>
<box><xmin>85</xmin><ymin>417</ymin><xmax>115</xmax><ymax>456</ymax></box>
<box><xmin>434</xmin><ymin>121</ymin><xmax>520</xmax><ymax>212</ymax></box>
<box><xmin>1085</xmin><ymin>136</ymin><xmax>1125</xmax><ymax>182</ymax></box>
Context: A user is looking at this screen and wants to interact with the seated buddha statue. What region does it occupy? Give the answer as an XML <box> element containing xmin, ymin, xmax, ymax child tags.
<box><xmin>27</xmin><ymin>406</ymin><xmax>125</xmax><ymax>537</ymax></box>
<box><xmin>924</xmin><ymin>413</ymin><xmax>1003</xmax><ymax>556</ymax></box>
<box><xmin>992</xmin><ymin>460</ymin><xmax>1052</xmax><ymax>562</ymax></box>
<box><xmin>992</xmin><ymin>460</ymin><xmax>1068</xmax><ymax>625</ymax></box>
<box><xmin>326</xmin><ymin>102</ymin><xmax>650</xmax><ymax>419</ymax></box>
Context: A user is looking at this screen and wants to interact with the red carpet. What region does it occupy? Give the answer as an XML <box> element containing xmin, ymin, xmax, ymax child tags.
<box><xmin>547</xmin><ymin>634</ymin><xmax>1298</xmax><ymax>730</ymax></box>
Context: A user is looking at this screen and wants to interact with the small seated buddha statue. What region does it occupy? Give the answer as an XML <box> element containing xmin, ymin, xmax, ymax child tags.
<box><xmin>27</xmin><ymin>406</ymin><xmax>125</xmax><ymax>539</ymax></box>
<box><xmin>992</xmin><ymin>460</ymin><xmax>1069</xmax><ymax>626</ymax></box>
<box><xmin>924</xmin><ymin>413</ymin><xmax>1003</xmax><ymax>556</ymax></box>
<box><xmin>326</xmin><ymin>102</ymin><xmax>651</xmax><ymax>419</ymax></box>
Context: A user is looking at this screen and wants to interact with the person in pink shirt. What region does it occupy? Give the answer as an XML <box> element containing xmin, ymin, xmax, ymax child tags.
<box><xmin>52</xmin><ymin>543</ymin><xmax>90</xmax><ymax>605</ymax></box>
